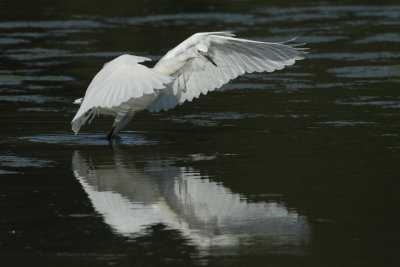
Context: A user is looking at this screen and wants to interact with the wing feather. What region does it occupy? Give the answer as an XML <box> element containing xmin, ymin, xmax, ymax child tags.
<box><xmin>72</xmin><ymin>54</ymin><xmax>173</xmax><ymax>134</ymax></box>
<box><xmin>148</xmin><ymin>32</ymin><xmax>307</xmax><ymax>112</ymax></box>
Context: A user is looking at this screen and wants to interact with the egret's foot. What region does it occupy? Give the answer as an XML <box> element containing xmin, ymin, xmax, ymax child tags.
<box><xmin>107</xmin><ymin>136</ymin><xmax>122</xmax><ymax>149</ymax></box>
<box><xmin>106</xmin><ymin>126</ymin><xmax>117</xmax><ymax>140</ymax></box>
<box><xmin>105</xmin><ymin>133</ymin><xmax>121</xmax><ymax>141</ymax></box>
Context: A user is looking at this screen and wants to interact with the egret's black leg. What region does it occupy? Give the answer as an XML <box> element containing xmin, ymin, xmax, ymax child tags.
<box><xmin>106</xmin><ymin>114</ymin><xmax>134</xmax><ymax>140</ymax></box>
<box><xmin>106</xmin><ymin>126</ymin><xmax>116</xmax><ymax>140</ymax></box>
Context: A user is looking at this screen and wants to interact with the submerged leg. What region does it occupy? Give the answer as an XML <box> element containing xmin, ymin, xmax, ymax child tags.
<box><xmin>106</xmin><ymin>126</ymin><xmax>117</xmax><ymax>140</ymax></box>
<box><xmin>106</xmin><ymin>113</ymin><xmax>134</xmax><ymax>140</ymax></box>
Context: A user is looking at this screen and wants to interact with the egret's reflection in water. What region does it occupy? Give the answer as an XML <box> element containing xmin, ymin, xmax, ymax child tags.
<box><xmin>72</xmin><ymin>148</ymin><xmax>309</xmax><ymax>254</ymax></box>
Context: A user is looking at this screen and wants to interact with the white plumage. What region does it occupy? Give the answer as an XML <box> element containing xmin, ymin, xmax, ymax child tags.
<box><xmin>71</xmin><ymin>32</ymin><xmax>307</xmax><ymax>139</ymax></box>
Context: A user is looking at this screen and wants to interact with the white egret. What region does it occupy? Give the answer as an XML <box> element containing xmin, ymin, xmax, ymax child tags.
<box><xmin>71</xmin><ymin>32</ymin><xmax>307</xmax><ymax>139</ymax></box>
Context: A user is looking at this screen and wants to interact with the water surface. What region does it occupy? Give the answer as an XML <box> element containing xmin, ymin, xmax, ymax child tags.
<box><xmin>1</xmin><ymin>1</ymin><xmax>400</xmax><ymax>266</ymax></box>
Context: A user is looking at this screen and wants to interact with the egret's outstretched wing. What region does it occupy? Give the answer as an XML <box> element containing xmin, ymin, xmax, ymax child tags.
<box><xmin>72</xmin><ymin>54</ymin><xmax>173</xmax><ymax>134</ymax></box>
<box><xmin>149</xmin><ymin>32</ymin><xmax>307</xmax><ymax>112</ymax></box>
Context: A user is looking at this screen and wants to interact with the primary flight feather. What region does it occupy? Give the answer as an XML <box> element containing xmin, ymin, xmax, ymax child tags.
<box><xmin>71</xmin><ymin>32</ymin><xmax>308</xmax><ymax>139</ymax></box>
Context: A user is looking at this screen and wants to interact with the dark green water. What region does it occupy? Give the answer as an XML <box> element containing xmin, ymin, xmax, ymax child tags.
<box><xmin>1</xmin><ymin>1</ymin><xmax>400</xmax><ymax>266</ymax></box>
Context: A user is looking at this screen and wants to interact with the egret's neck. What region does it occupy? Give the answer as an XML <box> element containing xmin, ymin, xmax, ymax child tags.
<box><xmin>153</xmin><ymin>49</ymin><xmax>195</xmax><ymax>75</ymax></box>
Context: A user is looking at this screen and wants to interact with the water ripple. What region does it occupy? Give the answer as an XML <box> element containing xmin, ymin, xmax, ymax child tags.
<box><xmin>327</xmin><ymin>65</ymin><xmax>400</xmax><ymax>78</ymax></box>
<box><xmin>0</xmin><ymin>20</ymin><xmax>110</xmax><ymax>29</ymax></box>
<box><xmin>19</xmin><ymin>134</ymin><xmax>156</xmax><ymax>146</ymax></box>
<box><xmin>0</xmin><ymin>155</ymin><xmax>54</xmax><ymax>174</ymax></box>
<box><xmin>0</xmin><ymin>95</ymin><xmax>67</xmax><ymax>103</ymax></box>
<box><xmin>161</xmin><ymin>112</ymin><xmax>266</xmax><ymax>127</ymax></box>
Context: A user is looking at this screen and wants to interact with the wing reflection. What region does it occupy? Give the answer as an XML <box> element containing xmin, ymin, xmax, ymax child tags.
<box><xmin>72</xmin><ymin>149</ymin><xmax>309</xmax><ymax>251</ymax></box>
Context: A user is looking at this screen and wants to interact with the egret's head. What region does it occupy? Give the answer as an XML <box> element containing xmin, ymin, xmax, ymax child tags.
<box><xmin>195</xmin><ymin>43</ymin><xmax>208</xmax><ymax>54</ymax></box>
<box><xmin>195</xmin><ymin>44</ymin><xmax>217</xmax><ymax>67</ymax></box>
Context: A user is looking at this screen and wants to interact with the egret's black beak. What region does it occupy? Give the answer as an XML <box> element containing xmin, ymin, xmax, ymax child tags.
<box><xmin>204</xmin><ymin>53</ymin><xmax>217</xmax><ymax>67</ymax></box>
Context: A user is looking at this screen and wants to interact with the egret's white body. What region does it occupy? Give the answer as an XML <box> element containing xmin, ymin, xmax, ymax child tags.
<box><xmin>71</xmin><ymin>32</ymin><xmax>307</xmax><ymax>139</ymax></box>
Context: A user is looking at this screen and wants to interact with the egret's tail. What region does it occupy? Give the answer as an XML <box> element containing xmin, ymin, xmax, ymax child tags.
<box><xmin>72</xmin><ymin>108</ymin><xmax>99</xmax><ymax>135</ymax></box>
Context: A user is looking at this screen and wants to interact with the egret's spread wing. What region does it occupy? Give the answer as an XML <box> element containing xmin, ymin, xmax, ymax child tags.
<box><xmin>72</xmin><ymin>54</ymin><xmax>173</xmax><ymax>134</ymax></box>
<box><xmin>148</xmin><ymin>32</ymin><xmax>307</xmax><ymax>112</ymax></box>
